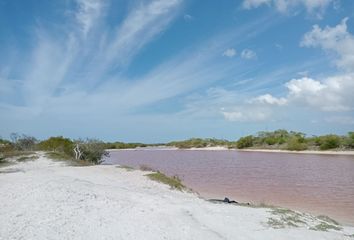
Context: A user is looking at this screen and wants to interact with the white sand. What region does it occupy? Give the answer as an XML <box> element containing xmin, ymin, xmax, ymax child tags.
<box><xmin>1</xmin><ymin>153</ymin><xmax>353</xmax><ymax>240</ymax></box>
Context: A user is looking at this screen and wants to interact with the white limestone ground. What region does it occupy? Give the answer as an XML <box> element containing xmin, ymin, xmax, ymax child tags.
<box><xmin>1</xmin><ymin>152</ymin><xmax>353</xmax><ymax>240</ymax></box>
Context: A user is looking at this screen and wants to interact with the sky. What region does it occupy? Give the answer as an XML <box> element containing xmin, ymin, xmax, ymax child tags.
<box><xmin>0</xmin><ymin>0</ymin><xmax>354</xmax><ymax>142</ymax></box>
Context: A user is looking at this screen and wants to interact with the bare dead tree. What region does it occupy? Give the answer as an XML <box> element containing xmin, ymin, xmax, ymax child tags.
<box><xmin>73</xmin><ymin>143</ymin><xmax>82</xmax><ymax>160</ymax></box>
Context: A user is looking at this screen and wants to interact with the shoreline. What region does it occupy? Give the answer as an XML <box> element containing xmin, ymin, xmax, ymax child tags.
<box><xmin>1</xmin><ymin>153</ymin><xmax>354</xmax><ymax>239</ymax></box>
<box><xmin>107</xmin><ymin>147</ymin><xmax>354</xmax><ymax>155</ymax></box>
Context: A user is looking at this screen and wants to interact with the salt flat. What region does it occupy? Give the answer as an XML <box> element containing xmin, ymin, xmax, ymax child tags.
<box><xmin>1</xmin><ymin>153</ymin><xmax>353</xmax><ymax>240</ymax></box>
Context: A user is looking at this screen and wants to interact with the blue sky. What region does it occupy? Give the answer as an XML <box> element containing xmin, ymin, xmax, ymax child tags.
<box><xmin>1</xmin><ymin>0</ymin><xmax>354</xmax><ymax>142</ymax></box>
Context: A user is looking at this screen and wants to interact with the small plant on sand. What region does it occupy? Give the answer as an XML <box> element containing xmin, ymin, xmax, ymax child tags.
<box><xmin>139</xmin><ymin>164</ymin><xmax>155</xmax><ymax>171</ymax></box>
<box><xmin>317</xmin><ymin>215</ymin><xmax>339</xmax><ymax>226</ymax></box>
<box><xmin>146</xmin><ymin>172</ymin><xmax>185</xmax><ymax>191</ymax></box>
<box><xmin>310</xmin><ymin>222</ymin><xmax>342</xmax><ymax>231</ymax></box>
<box><xmin>17</xmin><ymin>155</ymin><xmax>39</xmax><ymax>162</ymax></box>
<box><xmin>266</xmin><ymin>208</ymin><xmax>306</xmax><ymax>229</ymax></box>
<box><xmin>117</xmin><ymin>165</ymin><xmax>135</xmax><ymax>171</ymax></box>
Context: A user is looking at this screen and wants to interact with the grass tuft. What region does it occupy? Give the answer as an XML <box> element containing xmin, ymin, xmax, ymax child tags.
<box><xmin>117</xmin><ymin>165</ymin><xmax>135</xmax><ymax>171</ymax></box>
<box><xmin>17</xmin><ymin>155</ymin><xmax>39</xmax><ymax>162</ymax></box>
<box><xmin>266</xmin><ymin>208</ymin><xmax>306</xmax><ymax>229</ymax></box>
<box><xmin>310</xmin><ymin>222</ymin><xmax>342</xmax><ymax>231</ymax></box>
<box><xmin>146</xmin><ymin>172</ymin><xmax>185</xmax><ymax>191</ymax></box>
<box><xmin>317</xmin><ymin>215</ymin><xmax>339</xmax><ymax>226</ymax></box>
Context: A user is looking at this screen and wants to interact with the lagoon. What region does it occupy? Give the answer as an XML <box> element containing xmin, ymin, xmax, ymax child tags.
<box><xmin>104</xmin><ymin>149</ymin><xmax>354</xmax><ymax>225</ymax></box>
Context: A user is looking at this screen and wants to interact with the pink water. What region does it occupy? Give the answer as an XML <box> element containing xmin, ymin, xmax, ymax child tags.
<box><xmin>104</xmin><ymin>149</ymin><xmax>354</xmax><ymax>225</ymax></box>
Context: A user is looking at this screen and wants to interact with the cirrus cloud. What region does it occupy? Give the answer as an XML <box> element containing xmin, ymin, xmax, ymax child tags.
<box><xmin>243</xmin><ymin>0</ymin><xmax>334</xmax><ymax>18</ymax></box>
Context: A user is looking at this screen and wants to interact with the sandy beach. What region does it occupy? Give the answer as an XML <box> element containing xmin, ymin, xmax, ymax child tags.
<box><xmin>1</xmin><ymin>153</ymin><xmax>354</xmax><ymax>240</ymax></box>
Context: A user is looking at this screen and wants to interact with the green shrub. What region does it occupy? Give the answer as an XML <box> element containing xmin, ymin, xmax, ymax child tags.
<box><xmin>76</xmin><ymin>139</ymin><xmax>109</xmax><ymax>164</ymax></box>
<box><xmin>236</xmin><ymin>135</ymin><xmax>254</xmax><ymax>149</ymax></box>
<box><xmin>286</xmin><ymin>137</ymin><xmax>308</xmax><ymax>151</ymax></box>
<box><xmin>38</xmin><ymin>136</ymin><xmax>74</xmax><ymax>156</ymax></box>
<box><xmin>264</xmin><ymin>137</ymin><xmax>277</xmax><ymax>145</ymax></box>
<box><xmin>319</xmin><ymin>135</ymin><xmax>341</xmax><ymax>150</ymax></box>
<box><xmin>345</xmin><ymin>132</ymin><xmax>354</xmax><ymax>149</ymax></box>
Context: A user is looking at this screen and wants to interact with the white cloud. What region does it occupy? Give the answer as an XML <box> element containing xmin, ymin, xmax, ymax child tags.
<box><xmin>75</xmin><ymin>0</ymin><xmax>103</xmax><ymax>37</ymax></box>
<box><xmin>243</xmin><ymin>0</ymin><xmax>270</xmax><ymax>9</ymax></box>
<box><xmin>183</xmin><ymin>14</ymin><xmax>193</xmax><ymax>21</ymax></box>
<box><xmin>251</xmin><ymin>94</ymin><xmax>287</xmax><ymax>105</ymax></box>
<box><xmin>286</xmin><ymin>77</ymin><xmax>326</xmax><ymax>95</ymax></box>
<box><xmin>261</xmin><ymin>18</ymin><xmax>354</xmax><ymax>112</ymax></box>
<box><xmin>241</xmin><ymin>49</ymin><xmax>257</xmax><ymax>60</ymax></box>
<box><xmin>222</xmin><ymin>108</ymin><xmax>270</xmax><ymax>122</ymax></box>
<box><xmin>243</xmin><ymin>0</ymin><xmax>333</xmax><ymax>17</ymax></box>
<box><xmin>254</xmin><ymin>75</ymin><xmax>354</xmax><ymax>112</ymax></box>
<box><xmin>301</xmin><ymin>18</ymin><xmax>354</xmax><ymax>72</ymax></box>
<box><xmin>275</xmin><ymin>43</ymin><xmax>283</xmax><ymax>50</ymax></box>
<box><xmin>222</xmin><ymin>48</ymin><xmax>237</xmax><ymax>57</ymax></box>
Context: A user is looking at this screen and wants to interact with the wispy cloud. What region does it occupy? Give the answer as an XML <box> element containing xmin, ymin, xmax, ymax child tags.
<box><xmin>1</xmin><ymin>0</ymin><xmax>184</xmax><ymax>115</ymax></box>
<box><xmin>75</xmin><ymin>0</ymin><xmax>104</xmax><ymax>37</ymax></box>
<box><xmin>241</xmin><ymin>49</ymin><xmax>257</xmax><ymax>60</ymax></box>
<box><xmin>222</xmin><ymin>48</ymin><xmax>237</xmax><ymax>57</ymax></box>
<box><xmin>242</xmin><ymin>0</ymin><xmax>334</xmax><ymax>18</ymax></box>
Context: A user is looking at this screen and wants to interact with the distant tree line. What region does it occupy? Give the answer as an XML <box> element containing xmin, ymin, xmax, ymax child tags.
<box><xmin>165</xmin><ymin>130</ymin><xmax>354</xmax><ymax>151</ymax></box>
<box><xmin>235</xmin><ymin>130</ymin><xmax>354</xmax><ymax>151</ymax></box>
<box><xmin>105</xmin><ymin>142</ymin><xmax>148</xmax><ymax>149</ymax></box>
<box><xmin>166</xmin><ymin>138</ymin><xmax>231</xmax><ymax>149</ymax></box>
<box><xmin>1</xmin><ymin>130</ymin><xmax>353</xmax><ymax>164</ymax></box>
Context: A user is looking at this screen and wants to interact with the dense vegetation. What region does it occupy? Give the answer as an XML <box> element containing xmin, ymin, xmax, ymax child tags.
<box><xmin>165</xmin><ymin>130</ymin><xmax>354</xmax><ymax>151</ymax></box>
<box><xmin>167</xmin><ymin>138</ymin><xmax>230</xmax><ymax>149</ymax></box>
<box><xmin>105</xmin><ymin>142</ymin><xmax>148</xmax><ymax>149</ymax></box>
<box><xmin>1</xmin><ymin>130</ymin><xmax>353</xmax><ymax>164</ymax></box>
<box><xmin>234</xmin><ymin>130</ymin><xmax>354</xmax><ymax>151</ymax></box>
<box><xmin>0</xmin><ymin>134</ymin><xmax>108</xmax><ymax>164</ymax></box>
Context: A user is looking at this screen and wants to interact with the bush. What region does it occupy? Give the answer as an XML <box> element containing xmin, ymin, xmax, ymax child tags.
<box><xmin>345</xmin><ymin>132</ymin><xmax>354</xmax><ymax>149</ymax></box>
<box><xmin>286</xmin><ymin>137</ymin><xmax>307</xmax><ymax>151</ymax></box>
<box><xmin>318</xmin><ymin>135</ymin><xmax>341</xmax><ymax>150</ymax></box>
<box><xmin>236</xmin><ymin>136</ymin><xmax>254</xmax><ymax>149</ymax></box>
<box><xmin>264</xmin><ymin>137</ymin><xmax>278</xmax><ymax>145</ymax></box>
<box><xmin>10</xmin><ymin>133</ymin><xmax>37</xmax><ymax>151</ymax></box>
<box><xmin>76</xmin><ymin>139</ymin><xmax>109</xmax><ymax>164</ymax></box>
<box><xmin>38</xmin><ymin>136</ymin><xmax>74</xmax><ymax>157</ymax></box>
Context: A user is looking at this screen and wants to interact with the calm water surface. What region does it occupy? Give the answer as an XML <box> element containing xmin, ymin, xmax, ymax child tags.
<box><xmin>104</xmin><ymin>149</ymin><xmax>354</xmax><ymax>225</ymax></box>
